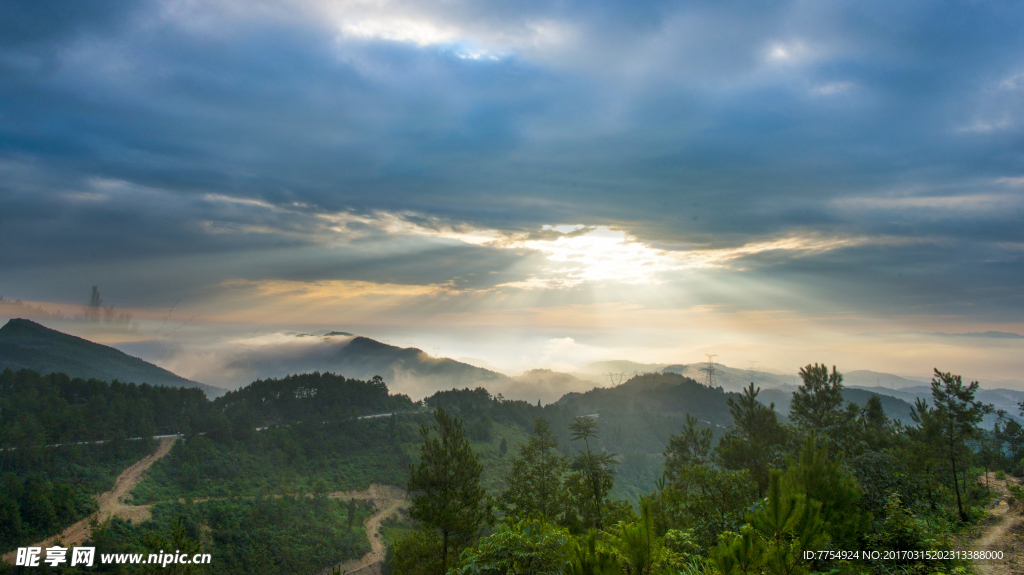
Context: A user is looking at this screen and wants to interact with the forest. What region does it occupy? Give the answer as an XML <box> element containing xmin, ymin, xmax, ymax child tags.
<box><xmin>388</xmin><ymin>365</ymin><xmax>1022</xmax><ymax>575</ymax></box>
<box><xmin>1</xmin><ymin>364</ymin><xmax>1021</xmax><ymax>574</ymax></box>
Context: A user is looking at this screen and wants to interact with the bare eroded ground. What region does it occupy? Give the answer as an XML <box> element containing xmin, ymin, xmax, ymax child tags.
<box><xmin>2</xmin><ymin>436</ymin><xmax>177</xmax><ymax>565</ymax></box>
<box><xmin>972</xmin><ymin>472</ymin><xmax>1024</xmax><ymax>575</ymax></box>
<box><xmin>318</xmin><ymin>485</ymin><xmax>408</xmax><ymax>575</ymax></box>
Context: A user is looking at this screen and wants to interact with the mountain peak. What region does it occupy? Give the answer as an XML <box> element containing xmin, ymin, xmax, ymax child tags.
<box><xmin>0</xmin><ymin>318</ymin><xmax>224</xmax><ymax>397</ymax></box>
<box><xmin>1</xmin><ymin>318</ymin><xmax>100</xmax><ymax>347</ymax></box>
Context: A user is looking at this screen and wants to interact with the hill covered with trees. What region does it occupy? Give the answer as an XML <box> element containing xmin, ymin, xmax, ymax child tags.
<box><xmin>388</xmin><ymin>364</ymin><xmax>1018</xmax><ymax>575</ymax></box>
<box><xmin>2</xmin><ymin>362</ymin><xmax>1018</xmax><ymax>574</ymax></box>
<box><xmin>222</xmin><ymin>335</ymin><xmax>512</xmax><ymax>394</ymax></box>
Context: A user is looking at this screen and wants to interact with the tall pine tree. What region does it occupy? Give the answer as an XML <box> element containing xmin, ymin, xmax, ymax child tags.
<box><xmin>910</xmin><ymin>369</ymin><xmax>993</xmax><ymax>522</ymax></box>
<box><xmin>408</xmin><ymin>407</ymin><xmax>491</xmax><ymax>572</ymax></box>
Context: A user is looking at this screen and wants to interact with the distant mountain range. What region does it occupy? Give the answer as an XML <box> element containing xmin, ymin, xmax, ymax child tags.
<box><xmin>507</xmin><ymin>369</ymin><xmax>595</xmax><ymax>404</ymax></box>
<box><xmin>224</xmin><ymin>334</ymin><xmax>511</xmax><ymax>397</ymax></box>
<box><xmin>663</xmin><ymin>363</ymin><xmax>795</xmax><ymax>392</ymax></box>
<box><xmin>3</xmin><ymin>317</ymin><xmax>1015</xmax><ymax>425</ymax></box>
<box><xmin>577</xmin><ymin>360</ymin><xmax>670</xmax><ymax>379</ymax></box>
<box><xmin>842</xmin><ymin>370</ymin><xmax>929</xmax><ymax>389</ymax></box>
<box><xmin>0</xmin><ymin>318</ymin><xmax>225</xmax><ymax>397</ymax></box>
<box><xmin>555</xmin><ymin>371</ymin><xmax>919</xmax><ymax>433</ymax></box>
<box><xmin>848</xmin><ymin>385</ymin><xmax>1024</xmax><ymax>425</ymax></box>
<box><xmin>756</xmin><ymin>385</ymin><xmax>917</xmax><ymax>424</ymax></box>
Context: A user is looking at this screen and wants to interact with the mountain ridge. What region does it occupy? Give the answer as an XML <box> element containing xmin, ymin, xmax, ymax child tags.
<box><xmin>223</xmin><ymin>334</ymin><xmax>510</xmax><ymax>399</ymax></box>
<box><xmin>0</xmin><ymin>318</ymin><xmax>225</xmax><ymax>397</ymax></box>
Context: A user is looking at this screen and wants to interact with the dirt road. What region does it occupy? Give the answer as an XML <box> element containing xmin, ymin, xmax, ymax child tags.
<box><xmin>2</xmin><ymin>436</ymin><xmax>177</xmax><ymax>565</ymax></box>
<box><xmin>3</xmin><ymin>438</ymin><xmax>405</xmax><ymax>573</ymax></box>
<box><xmin>318</xmin><ymin>485</ymin><xmax>408</xmax><ymax>575</ymax></box>
<box><xmin>972</xmin><ymin>472</ymin><xmax>1024</xmax><ymax>575</ymax></box>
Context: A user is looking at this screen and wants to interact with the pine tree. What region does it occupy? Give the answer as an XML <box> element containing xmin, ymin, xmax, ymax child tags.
<box><xmin>790</xmin><ymin>364</ymin><xmax>845</xmax><ymax>432</ymax></box>
<box><xmin>716</xmin><ymin>383</ymin><xmax>788</xmax><ymax>496</ymax></box>
<box><xmin>910</xmin><ymin>369</ymin><xmax>993</xmax><ymax>521</ymax></box>
<box><xmin>498</xmin><ymin>418</ymin><xmax>568</xmax><ymax>522</ymax></box>
<box><xmin>663</xmin><ymin>413</ymin><xmax>713</xmax><ymax>480</ymax></box>
<box><xmin>408</xmin><ymin>407</ymin><xmax>491</xmax><ymax>572</ymax></box>
<box><xmin>782</xmin><ymin>434</ymin><xmax>869</xmax><ymax>548</ymax></box>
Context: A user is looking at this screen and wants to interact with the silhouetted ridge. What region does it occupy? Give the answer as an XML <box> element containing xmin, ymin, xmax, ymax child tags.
<box><xmin>338</xmin><ymin>337</ymin><xmax>426</xmax><ymax>361</ymax></box>
<box><xmin>0</xmin><ymin>318</ymin><xmax>224</xmax><ymax>398</ymax></box>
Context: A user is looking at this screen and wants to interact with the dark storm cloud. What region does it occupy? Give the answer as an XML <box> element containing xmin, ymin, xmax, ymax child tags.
<box><xmin>1</xmin><ymin>0</ymin><xmax>1023</xmax><ymax>319</ymax></box>
<box><xmin>0</xmin><ymin>0</ymin><xmax>139</xmax><ymax>48</ymax></box>
<box><xmin>710</xmin><ymin>239</ymin><xmax>1024</xmax><ymax>320</ymax></box>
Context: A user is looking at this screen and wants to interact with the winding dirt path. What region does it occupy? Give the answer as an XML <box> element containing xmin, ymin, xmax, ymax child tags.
<box><xmin>972</xmin><ymin>472</ymin><xmax>1024</xmax><ymax>575</ymax></box>
<box><xmin>2</xmin><ymin>437</ymin><xmax>406</xmax><ymax>573</ymax></box>
<box><xmin>159</xmin><ymin>485</ymin><xmax>408</xmax><ymax>574</ymax></box>
<box><xmin>318</xmin><ymin>485</ymin><xmax>408</xmax><ymax>575</ymax></box>
<box><xmin>1</xmin><ymin>436</ymin><xmax>178</xmax><ymax>565</ymax></box>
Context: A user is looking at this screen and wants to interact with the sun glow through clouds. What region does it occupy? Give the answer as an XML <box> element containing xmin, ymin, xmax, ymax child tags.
<box><xmin>519</xmin><ymin>226</ymin><xmax>679</xmax><ymax>285</ymax></box>
<box><xmin>497</xmin><ymin>226</ymin><xmax>871</xmax><ymax>289</ymax></box>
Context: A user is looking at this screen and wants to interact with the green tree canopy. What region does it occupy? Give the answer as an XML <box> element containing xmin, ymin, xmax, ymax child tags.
<box><xmin>662</xmin><ymin>414</ymin><xmax>712</xmax><ymax>480</ymax></box>
<box><xmin>716</xmin><ymin>383</ymin><xmax>788</xmax><ymax>496</ymax></box>
<box><xmin>498</xmin><ymin>418</ymin><xmax>569</xmax><ymax>523</ymax></box>
<box><xmin>909</xmin><ymin>369</ymin><xmax>993</xmax><ymax>522</ymax></box>
<box><xmin>790</xmin><ymin>364</ymin><xmax>846</xmax><ymax>432</ymax></box>
<box><xmin>568</xmin><ymin>416</ymin><xmax>618</xmax><ymax>531</ymax></box>
<box><xmin>453</xmin><ymin>517</ymin><xmax>571</xmax><ymax>575</ymax></box>
<box><xmin>407</xmin><ymin>407</ymin><xmax>491</xmax><ymax>572</ymax></box>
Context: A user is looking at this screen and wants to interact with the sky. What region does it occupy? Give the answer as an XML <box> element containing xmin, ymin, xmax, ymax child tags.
<box><xmin>1</xmin><ymin>0</ymin><xmax>1023</xmax><ymax>388</ymax></box>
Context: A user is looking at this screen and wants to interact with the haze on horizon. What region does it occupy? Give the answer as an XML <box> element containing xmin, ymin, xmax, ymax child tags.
<box><xmin>1</xmin><ymin>0</ymin><xmax>1022</xmax><ymax>388</ymax></box>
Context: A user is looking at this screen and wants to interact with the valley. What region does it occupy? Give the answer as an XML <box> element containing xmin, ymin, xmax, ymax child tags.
<box><xmin>1</xmin><ymin>319</ymin><xmax>1022</xmax><ymax>575</ymax></box>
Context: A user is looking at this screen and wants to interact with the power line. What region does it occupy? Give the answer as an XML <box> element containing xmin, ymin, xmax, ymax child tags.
<box><xmin>606</xmin><ymin>372</ymin><xmax>627</xmax><ymax>386</ymax></box>
<box><xmin>699</xmin><ymin>354</ymin><xmax>719</xmax><ymax>388</ymax></box>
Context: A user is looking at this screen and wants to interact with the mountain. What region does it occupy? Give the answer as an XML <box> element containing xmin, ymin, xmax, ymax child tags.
<box><xmin>334</xmin><ymin>337</ymin><xmax>508</xmax><ymax>387</ymax></box>
<box><xmin>843</xmin><ymin>370</ymin><xmax>928</xmax><ymax>389</ymax></box>
<box><xmin>507</xmin><ymin>369</ymin><xmax>599</xmax><ymax>404</ymax></box>
<box><xmin>850</xmin><ymin>385</ymin><xmax>1024</xmax><ymax>426</ymax></box>
<box><xmin>554</xmin><ymin>372</ymin><xmax>742</xmax><ymax>501</ymax></box>
<box><xmin>0</xmin><ymin>318</ymin><xmax>225</xmax><ymax>397</ymax></box>
<box><xmin>457</xmin><ymin>356</ymin><xmax>506</xmax><ymax>373</ymax></box>
<box><xmin>224</xmin><ymin>335</ymin><xmax>511</xmax><ymax>399</ymax></box>
<box><xmin>662</xmin><ymin>363</ymin><xmax>796</xmax><ymax>393</ymax></box>
<box><xmin>558</xmin><ymin>372</ymin><xmax>738</xmax><ymax>431</ymax></box>
<box><xmin>756</xmin><ymin>385</ymin><xmax>916</xmax><ymax>424</ymax></box>
<box><xmin>579</xmin><ymin>360</ymin><xmax>670</xmax><ymax>377</ymax></box>
<box><xmin>575</xmin><ymin>362</ymin><xmax>921</xmax><ymax>425</ymax></box>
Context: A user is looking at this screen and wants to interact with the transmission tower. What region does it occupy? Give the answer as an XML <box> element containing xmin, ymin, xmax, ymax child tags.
<box><xmin>699</xmin><ymin>354</ymin><xmax>719</xmax><ymax>388</ymax></box>
<box><xmin>606</xmin><ymin>372</ymin><xmax>627</xmax><ymax>386</ymax></box>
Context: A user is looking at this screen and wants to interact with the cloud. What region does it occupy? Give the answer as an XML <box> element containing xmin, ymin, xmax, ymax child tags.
<box><xmin>2</xmin><ymin>0</ymin><xmax>1024</xmax><ymax>373</ymax></box>
<box><xmin>811</xmin><ymin>81</ymin><xmax>854</xmax><ymax>96</ymax></box>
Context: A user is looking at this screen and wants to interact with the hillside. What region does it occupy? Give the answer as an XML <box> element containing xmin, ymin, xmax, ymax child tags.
<box><xmin>843</xmin><ymin>369</ymin><xmax>929</xmax><ymax>389</ymax></box>
<box><xmin>757</xmin><ymin>385</ymin><xmax>916</xmax><ymax>423</ymax></box>
<box><xmin>0</xmin><ymin>318</ymin><xmax>224</xmax><ymax>397</ymax></box>
<box><xmin>662</xmin><ymin>363</ymin><xmax>795</xmax><ymax>392</ymax></box>
<box><xmin>559</xmin><ymin>372</ymin><xmax>737</xmax><ymax>427</ymax></box>
<box><xmin>3</xmin><ymin>362</ymin><xmax>993</xmax><ymax>575</ymax></box>
<box><xmin>224</xmin><ymin>334</ymin><xmax>511</xmax><ymax>398</ymax></box>
<box><xmin>507</xmin><ymin>368</ymin><xmax>598</xmax><ymax>404</ymax></box>
<box><xmin>850</xmin><ymin>384</ymin><xmax>1024</xmax><ymax>426</ymax></box>
<box><xmin>578</xmin><ymin>360</ymin><xmax>670</xmax><ymax>378</ymax></box>
<box><xmin>215</xmin><ymin>371</ymin><xmax>417</xmax><ymax>426</ymax></box>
